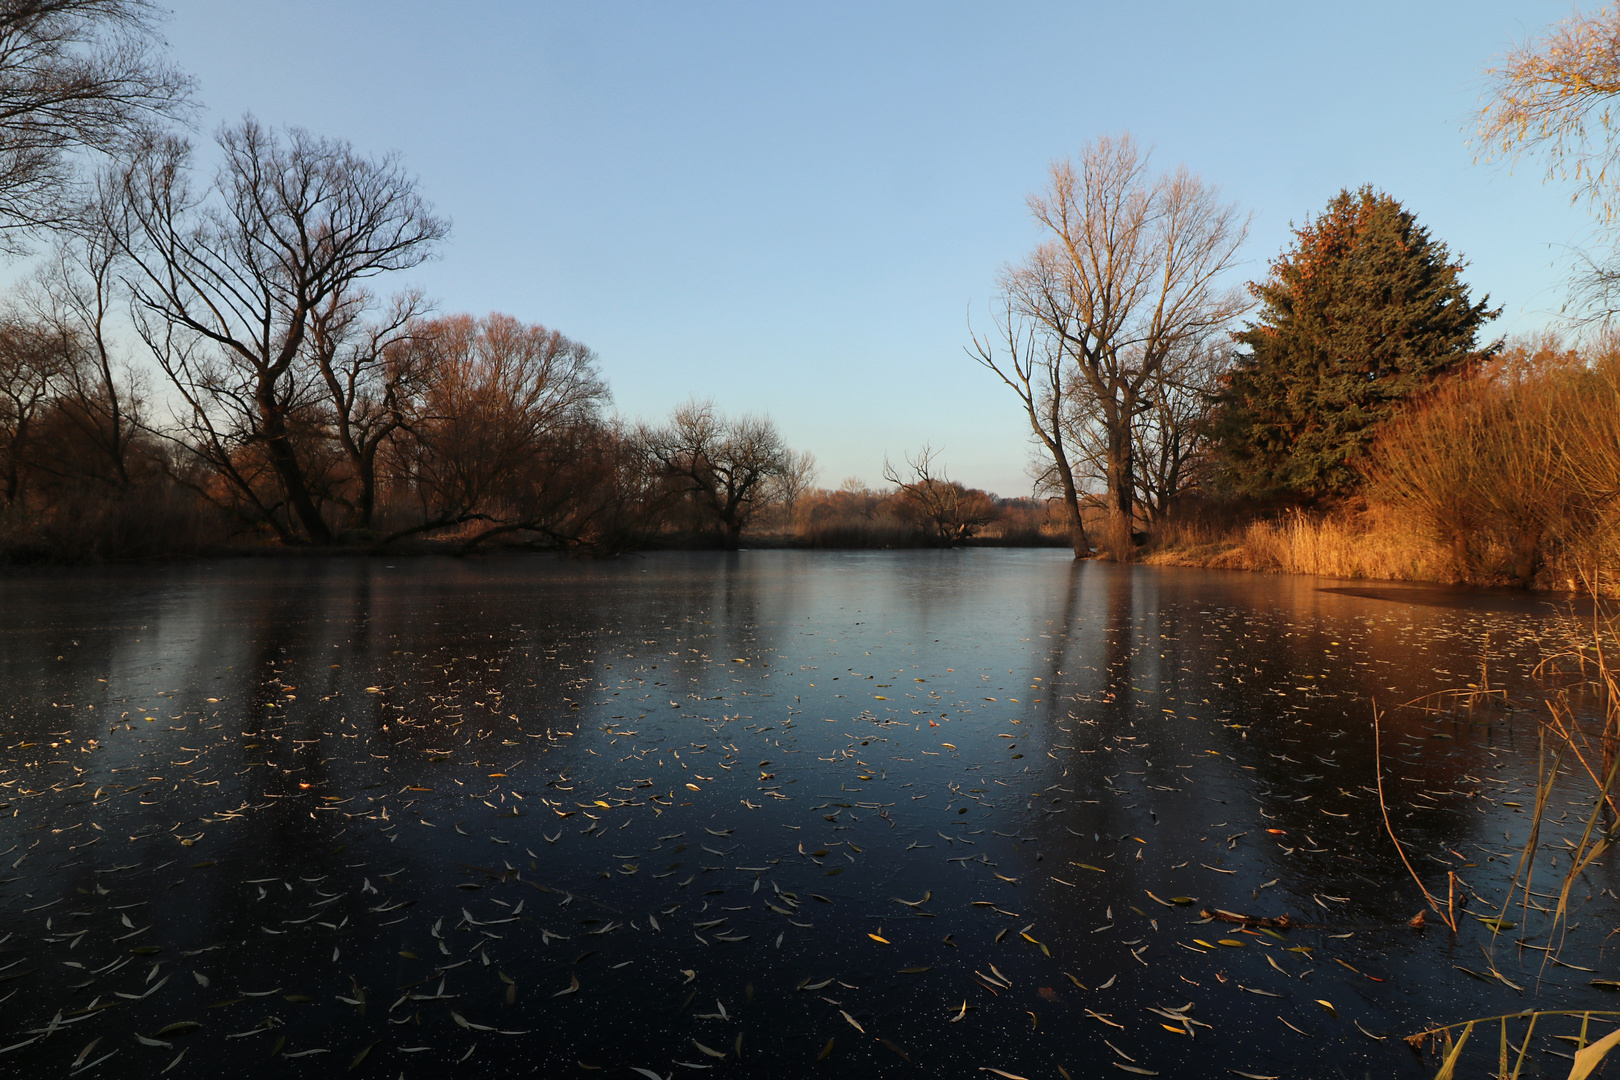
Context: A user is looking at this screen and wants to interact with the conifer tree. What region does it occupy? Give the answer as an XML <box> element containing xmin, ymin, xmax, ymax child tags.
<box><xmin>1210</xmin><ymin>187</ymin><xmax>1497</xmax><ymax>500</ymax></box>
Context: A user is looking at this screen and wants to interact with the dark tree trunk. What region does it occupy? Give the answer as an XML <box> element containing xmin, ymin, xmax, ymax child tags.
<box><xmin>257</xmin><ymin>390</ymin><xmax>331</xmax><ymax>545</ymax></box>
<box><xmin>1104</xmin><ymin>418</ymin><xmax>1136</xmax><ymax>560</ymax></box>
<box><xmin>1052</xmin><ymin>456</ymin><xmax>1090</xmax><ymax>558</ymax></box>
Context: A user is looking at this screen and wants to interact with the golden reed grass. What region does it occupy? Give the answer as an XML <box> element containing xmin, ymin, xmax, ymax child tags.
<box><xmin>1148</xmin><ymin>333</ymin><xmax>1620</xmax><ymax>596</ymax></box>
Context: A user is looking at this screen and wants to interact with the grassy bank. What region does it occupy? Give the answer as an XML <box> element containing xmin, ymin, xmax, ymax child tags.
<box><xmin>1141</xmin><ymin>505</ymin><xmax>1617</xmax><ymax>596</ymax></box>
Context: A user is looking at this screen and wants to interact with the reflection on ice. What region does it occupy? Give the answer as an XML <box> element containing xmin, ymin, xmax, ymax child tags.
<box><xmin>0</xmin><ymin>552</ymin><xmax>1609</xmax><ymax>1076</ymax></box>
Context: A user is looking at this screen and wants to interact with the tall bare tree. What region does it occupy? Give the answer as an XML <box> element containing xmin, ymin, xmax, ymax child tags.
<box><xmin>113</xmin><ymin>118</ymin><xmax>447</xmax><ymax>544</ymax></box>
<box><xmin>27</xmin><ymin>181</ymin><xmax>142</xmax><ymax>488</ymax></box>
<box><xmin>648</xmin><ymin>400</ymin><xmax>791</xmax><ymax>548</ymax></box>
<box><xmin>0</xmin><ymin>0</ymin><xmax>193</xmax><ymax>248</ymax></box>
<box><xmin>971</xmin><ymin>293</ymin><xmax>1091</xmax><ymax>556</ymax></box>
<box><xmin>987</xmin><ymin>133</ymin><xmax>1248</xmax><ymax>557</ymax></box>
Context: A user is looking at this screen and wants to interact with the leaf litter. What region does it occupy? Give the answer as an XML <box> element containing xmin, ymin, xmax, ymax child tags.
<box><xmin>0</xmin><ymin>556</ymin><xmax>1609</xmax><ymax>1075</ymax></box>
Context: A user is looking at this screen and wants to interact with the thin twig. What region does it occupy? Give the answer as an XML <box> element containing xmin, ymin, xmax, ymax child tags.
<box><xmin>1373</xmin><ymin>703</ymin><xmax>1457</xmax><ymax>931</ymax></box>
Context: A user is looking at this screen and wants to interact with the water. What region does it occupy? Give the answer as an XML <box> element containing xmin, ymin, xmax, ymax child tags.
<box><xmin>0</xmin><ymin>550</ymin><xmax>1611</xmax><ymax>1077</ymax></box>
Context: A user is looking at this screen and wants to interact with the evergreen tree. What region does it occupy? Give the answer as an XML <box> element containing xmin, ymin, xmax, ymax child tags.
<box><xmin>1210</xmin><ymin>187</ymin><xmax>1497</xmax><ymax>500</ymax></box>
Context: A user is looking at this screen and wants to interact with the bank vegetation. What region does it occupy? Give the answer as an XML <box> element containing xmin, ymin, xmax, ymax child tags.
<box><xmin>2</xmin><ymin>2</ymin><xmax>1619</xmax><ymax>588</ymax></box>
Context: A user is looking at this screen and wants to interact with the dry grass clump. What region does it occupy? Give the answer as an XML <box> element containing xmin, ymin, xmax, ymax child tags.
<box><xmin>1240</xmin><ymin>507</ymin><xmax>1449</xmax><ymax>580</ymax></box>
<box><xmin>1146</xmin><ymin>333</ymin><xmax>1620</xmax><ymax>593</ymax></box>
<box><xmin>1366</xmin><ymin>336</ymin><xmax>1620</xmax><ymax>591</ymax></box>
<box><xmin>1143</xmin><ymin>505</ymin><xmax>1448</xmax><ymax>582</ymax></box>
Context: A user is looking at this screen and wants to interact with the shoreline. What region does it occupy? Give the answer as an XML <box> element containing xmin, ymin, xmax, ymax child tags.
<box><xmin>0</xmin><ymin>535</ymin><xmax>1605</xmax><ymax>604</ymax></box>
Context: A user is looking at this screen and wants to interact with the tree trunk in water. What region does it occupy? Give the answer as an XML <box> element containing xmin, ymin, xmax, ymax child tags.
<box><xmin>1056</xmin><ymin>459</ymin><xmax>1090</xmax><ymax>558</ymax></box>
<box><xmin>1069</xmin><ymin>519</ymin><xmax>1089</xmax><ymax>558</ymax></box>
<box><xmin>258</xmin><ymin>391</ymin><xmax>332</xmax><ymax>545</ymax></box>
<box><xmin>1104</xmin><ymin>422</ymin><xmax>1135</xmax><ymax>561</ymax></box>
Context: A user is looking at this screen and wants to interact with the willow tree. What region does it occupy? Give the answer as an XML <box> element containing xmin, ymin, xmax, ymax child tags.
<box><xmin>114</xmin><ymin>119</ymin><xmax>447</xmax><ymax>544</ymax></box>
<box><xmin>1476</xmin><ymin>5</ymin><xmax>1620</xmax><ymax>220</ymax></box>
<box><xmin>1476</xmin><ymin>5</ymin><xmax>1620</xmax><ymax>315</ymax></box>
<box><xmin>384</xmin><ymin>312</ymin><xmax>610</xmax><ymax>547</ymax></box>
<box><xmin>974</xmin><ymin>133</ymin><xmax>1248</xmax><ymax>558</ymax></box>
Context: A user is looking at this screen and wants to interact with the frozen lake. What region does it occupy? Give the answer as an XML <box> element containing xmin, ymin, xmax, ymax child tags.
<box><xmin>0</xmin><ymin>550</ymin><xmax>1610</xmax><ymax>1077</ymax></box>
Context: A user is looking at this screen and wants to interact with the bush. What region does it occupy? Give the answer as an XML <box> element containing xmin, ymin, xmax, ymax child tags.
<box><xmin>1365</xmin><ymin>337</ymin><xmax>1618</xmax><ymax>588</ymax></box>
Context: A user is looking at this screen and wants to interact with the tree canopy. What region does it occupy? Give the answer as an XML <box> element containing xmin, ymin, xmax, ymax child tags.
<box><xmin>1209</xmin><ymin>187</ymin><xmax>1497</xmax><ymax>501</ymax></box>
<box><xmin>1475</xmin><ymin>4</ymin><xmax>1620</xmax><ymax>223</ymax></box>
<box><xmin>0</xmin><ymin>0</ymin><xmax>193</xmax><ymax>249</ymax></box>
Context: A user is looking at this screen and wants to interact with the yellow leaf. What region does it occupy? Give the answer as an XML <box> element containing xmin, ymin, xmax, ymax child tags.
<box><xmin>1570</xmin><ymin>1023</ymin><xmax>1620</xmax><ymax>1080</ymax></box>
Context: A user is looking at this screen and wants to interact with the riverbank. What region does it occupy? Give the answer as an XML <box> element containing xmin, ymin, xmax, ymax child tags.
<box><xmin>1141</xmin><ymin>506</ymin><xmax>1618</xmax><ymax>597</ymax></box>
<box><xmin>0</xmin><ymin>518</ymin><xmax>1074</xmax><ymax>565</ymax></box>
<box><xmin>4</xmin><ymin>501</ymin><xmax>1612</xmax><ymax>600</ymax></box>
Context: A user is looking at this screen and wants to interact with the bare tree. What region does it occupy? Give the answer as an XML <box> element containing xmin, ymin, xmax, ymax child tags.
<box><xmin>883</xmin><ymin>444</ymin><xmax>999</xmax><ymax>547</ymax></box>
<box><xmin>971</xmin><ymin>294</ymin><xmax>1092</xmax><ymax>555</ymax></box>
<box><xmin>0</xmin><ymin>0</ymin><xmax>193</xmax><ymax>248</ymax></box>
<box><xmin>113</xmin><ymin>118</ymin><xmax>447</xmax><ymax>544</ymax></box>
<box><xmin>648</xmin><ymin>400</ymin><xmax>791</xmax><ymax>548</ymax></box>
<box><xmin>993</xmin><ymin>133</ymin><xmax>1248</xmax><ymax>557</ymax></box>
<box><xmin>27</xmin><ymin>181</ymin><xmax>142</xmax><ymax>488</ymax></box>
<box><xmin>384</xmin><ymin>312</ymin><xmax>609</xmax><ymax>547</ymax></box>
<box><xmin>1130</xmin><ymin>337</ymin><xmax>1230</xmax><ymax>518</ymax></box>
<box><xmin>1058</xmin><ymin>333</ymin><xmax>1232</xmax><ymax>520</ymax></box>
<box><xmin>761</xmin><ymin>447</ymin><xmax>817</xmax><ymax>529</ymax></box>
<box><xmin>0</xmin><ymin>315</ymin><xmax>67</xmax><ymax>506</ymax></box>
<box><xmin>306</xmin><ymin>288</ymin><xmax>432</xmax><ymax>534</ymax></box>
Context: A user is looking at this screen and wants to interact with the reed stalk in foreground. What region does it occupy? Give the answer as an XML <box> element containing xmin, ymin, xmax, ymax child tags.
<box><xmin>1373</xmin><ymin>703</ymin><xmax>1458</xmax><ymax>932</ymax></box>
<box><xmin>1407</xmin><ymin>578</ymin><xmax>1620</xmax><ymax>1078</ymax></box>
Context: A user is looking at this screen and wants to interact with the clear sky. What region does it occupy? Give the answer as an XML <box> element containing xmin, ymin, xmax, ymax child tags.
<box><xmin>158</xmin><ymin>1</ymin><xmax>1590</xmax><ymax>495</ymax></box>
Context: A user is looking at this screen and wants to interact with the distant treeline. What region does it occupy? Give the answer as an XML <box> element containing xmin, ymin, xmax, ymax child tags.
<box><xmin>0</xmin><ymin>7</ymin><xmax>1062</xmax><ymax>563</ymax></box>
<box><xmin>2</xmin><ymin>4</ymin><xmax>1618</xmax><ymax>585</ymax></box>
<box><xmin>0</xmin><ymin>293</ymin><xmax>1061</xmax><ymax>557</ymax></box>
<box><xmin>0</xmin><ymin>297</ymin><xmax>1069</xmax><ymax>557</ymax></box>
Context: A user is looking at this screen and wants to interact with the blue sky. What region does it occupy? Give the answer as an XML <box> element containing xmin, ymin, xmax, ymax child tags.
<box><xmin>161</xmin><ymin>1</ymin><xmax>1590</xmax><ymax>495</ymax></box>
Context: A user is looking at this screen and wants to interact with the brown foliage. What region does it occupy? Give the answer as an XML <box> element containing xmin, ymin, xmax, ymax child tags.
<box><xmin>1366</xmin><ymin>334</ymin><xmax>1619</xmax><ymax>588</ymax></box>
<box><xmin>645</xmin><ymin>401</ymin><xmax>795</xmax><ymax>549</ymax></box>
<box><xmin>883</xmin><ymin>445</ymin><xmax>1000</xmax><ymax>547</ymax></box>
<box><xmin>379</xmin><ymin>313</ymin><xmax>656</xmax><ymax>552</ymax></box>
